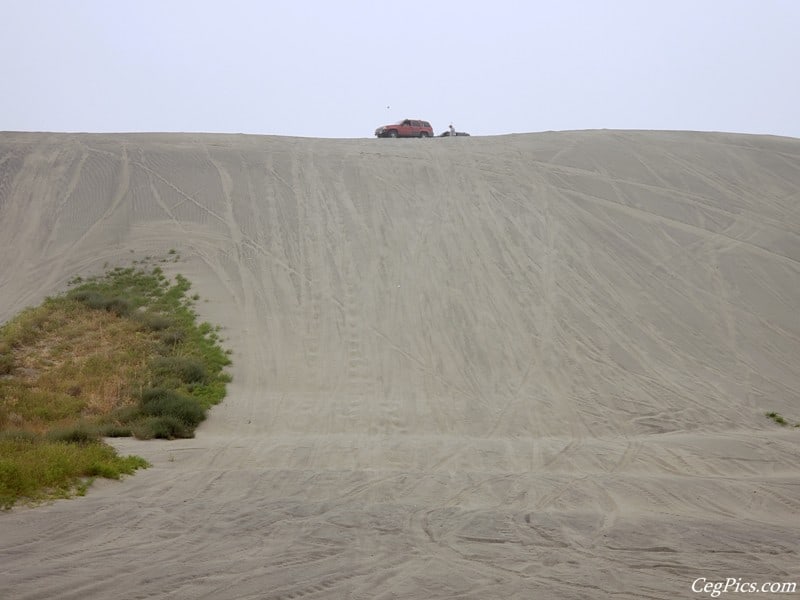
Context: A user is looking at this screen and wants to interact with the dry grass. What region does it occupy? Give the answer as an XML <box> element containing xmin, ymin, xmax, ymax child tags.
<box><xmin>1</xmin><ymin>299</ymin><xmax>156</xmax><ymax>433</ymax></box>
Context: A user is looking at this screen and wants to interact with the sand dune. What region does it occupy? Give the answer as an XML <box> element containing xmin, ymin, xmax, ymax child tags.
<box><xmin>1</xmin><ymin>130</ymin><xmax>798</xmax><ymax>599</ymax></box>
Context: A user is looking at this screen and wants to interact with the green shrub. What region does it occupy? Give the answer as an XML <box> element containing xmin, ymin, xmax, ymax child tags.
<box><xmin>46</xmin><ymin>424</ymin><xmax>101</xmax><ymax>444</ymax></box>
<box><xmin>151</xmin><ymin>356</ymin><xmax>207</xmax><ymax>384</ymax></box>
<box><xmin>140</xmin><ymin>388</ymin><xmax>205</xmax><ymax>427</ymax></box>
<box><xmin>69</xmin><ymin>290</ymin><xmax>105</xmax><ymax>307</ymax></box>
<box><xmin>69</xmin><ymin>291</ymin><xmax>133</xmax><ymax>317</ymax></box>
<box><xmin>766</xmin><ymin>411</ymin><xmax>788</xmax><ymax>426</ymax></box>
<box><xmin>136</xmin><ymin>312</ymin><xmax>173</xmax><ymax>331</ymax></box>
<box><xmin>132</xmin><ymin>416</ymin><xmax>190</xmax><ymax>440</ymax></box>
<box><xmin>98</xmin><ymin>423</ymin><xmax>133</xmax><ymax>437</ymax></box>
<box><xmin>190</xmin><ymin>379</ymin><xmax>229</xmax><ymax>407</ymax></box>
<box><xmin>158</xmin><ymin>329</ymin><xmax>185</xmax><ymax>347</ymax></box>
<box><xmin>106</xmin><ymin>405</ymin><xmax>141</xmax><ymax>424</ymax></box>
<box><xmin>105</xmin><ymin>297</ymin><xmax>133</xmax><ymax>317</ymax></box>
<box><xmin>86</xmin><ymin>462</ymin><xmax>123</xmax><ymax>478</ymax></box>
<box><xmin>98</xmin><ymin>406</ymin><xmax>142</xmax><ymax>437</ymax></box>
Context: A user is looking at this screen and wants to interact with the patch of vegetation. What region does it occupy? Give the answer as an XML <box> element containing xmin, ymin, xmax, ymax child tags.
<box><xmin>765</xmin><ymin>412</ymin><xmax>799</xmax><ymax>428</ymax></box>
<box><xmin>0</xmin><ymin>436</ymin><xmax>147</xmax><ymax>510</ymax></box>
<box><xmin>0</xmin><ymin>264</ymin><xmax>231</xmax><ymax>508</ymax></box>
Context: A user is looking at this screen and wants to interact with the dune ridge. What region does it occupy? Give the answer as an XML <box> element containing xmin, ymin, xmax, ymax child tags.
<box><xmin>1</xmin><ymin>130</ymin><xmax>798</xmax><ymax>599</ymax></box>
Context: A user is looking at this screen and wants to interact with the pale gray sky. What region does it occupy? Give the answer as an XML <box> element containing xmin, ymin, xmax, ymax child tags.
<box><xmin>2</xmin><ymin>0</ymin><xmax>798</xmax><ymax>138</ymax></box>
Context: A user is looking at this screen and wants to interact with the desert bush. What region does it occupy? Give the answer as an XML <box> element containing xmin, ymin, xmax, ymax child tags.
<box><xmin>105</xmin><ymin>297</ymin><xmax>133</xmax><ymax>317</ymax></box>
<box><xmin>106</xmin><ymin>405</ymin><xmax>141</xmax><ymax>424</ymax></box>
<box><xmin>97</xmin><ymin>423</ymin><xmax>133</xmax><ymax>437</ymax></box>
<box><xmin>46</xmin><ymin>424</ymin><xmax>101</xmax><ymax>444</ymax></box>
<box><xmin>69</xmin><ymin>290</ymin><xmax>133</xmax><ymax>317</ymax></box>
<box><xmin>68</xmin><ymin>289</ymin><xmax>105</xmax><ymax>307</ymax></box>
<box><xmin>766</xmin><ymin>412</ymin><xmax>786</xmax><ymax>425</ymax></box>
<box><xmin>85</xmin><ymin>462</ymin><xmax>122</xmax><ymax>478</ymax></box>
<box><xmin>158</xmin><ymin>329</ymin><xmax>185</xmax><ymax>347</ymax></box>
<box><xmin>140</xmin><ymin>387</ymin><xmax>205</xmax><ymax>427</ymax></box>
<box><xmin>151</xmin><ymin>356</ymin><xmax>207</xmax><ymax>384</ymax></box>
<box><xmin>136</xmin><ymin>311</ymin><xmax>173</xmax><ymax>332</ymax></box>
<box><xmin>132</xmin><ymin>415</ymin><xmax>190</xmax><ymax>440</ymax></box>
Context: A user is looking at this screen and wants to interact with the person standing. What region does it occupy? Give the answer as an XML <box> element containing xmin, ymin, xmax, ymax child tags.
<box><xmin>449</xmin><ymin>124</ymin><xmax>456</xmax><ymax>136</ymax></box>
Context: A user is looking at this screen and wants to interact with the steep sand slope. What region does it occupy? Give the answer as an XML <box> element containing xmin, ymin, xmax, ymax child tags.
<box><xmin>1</xmin><ymin>131</ymin><xmax>798</xmax><ymax>599</ymax></box>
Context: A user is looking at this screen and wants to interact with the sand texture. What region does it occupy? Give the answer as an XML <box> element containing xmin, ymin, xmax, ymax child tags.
<box><xmin>0</xmin><ymin>130</ymin><xmax>799</xmax><ymax>598</ymax></box>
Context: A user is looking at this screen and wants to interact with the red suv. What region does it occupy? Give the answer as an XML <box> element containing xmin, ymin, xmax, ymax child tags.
<box><xmin>375</xmin><ymin>119</ymin><xmax>434</xmax><ymax>138</ymax></box>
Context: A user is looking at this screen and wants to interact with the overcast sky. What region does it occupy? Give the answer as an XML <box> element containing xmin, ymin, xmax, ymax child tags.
<box><xmin>2</xmin><ymin>0</ymin><xmax>798</xmax><ymax>138</ymax></box>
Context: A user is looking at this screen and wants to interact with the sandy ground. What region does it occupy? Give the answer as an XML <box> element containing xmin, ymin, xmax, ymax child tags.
<box><xmin>0</xmin><ymin>130</ymin><xmax>798</xmax><ymax>599</ymax></box>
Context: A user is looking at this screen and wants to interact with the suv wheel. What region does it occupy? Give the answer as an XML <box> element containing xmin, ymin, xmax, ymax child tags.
<box><xmin>419</xmin><ymin>131</ymin><xmax>429</xmax><ymax>138</ymax></box>
<box><xmin>387</xmin><ymin>130</ymin><xmax>398</xmax><ymax>138</ymax></box>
